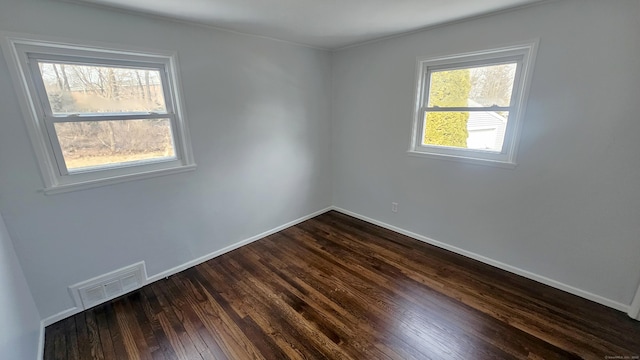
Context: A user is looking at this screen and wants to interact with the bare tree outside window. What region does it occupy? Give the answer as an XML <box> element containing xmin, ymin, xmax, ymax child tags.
<box><xmin>38</xmin><ymin>63</ymin><xmax>166</xmax><ymax>114</ymax></box>
<box><xmin>38</xmin><ymin>62</ymin><xmax>175</xmax><ymax>171</ymax></box>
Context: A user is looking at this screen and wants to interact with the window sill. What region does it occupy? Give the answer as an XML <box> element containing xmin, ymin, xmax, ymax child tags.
<box><xmin>42</xmin><ymin>163</ymin><xmax>197</xmax><ymax>195</ymax></box>
<box><xmin>407</xmin><ymin>150</ymin><xmax>517</xmax><ymax>169</ymax></box>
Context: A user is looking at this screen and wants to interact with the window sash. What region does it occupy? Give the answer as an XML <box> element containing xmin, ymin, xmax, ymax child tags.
<box><xmin>44</xmin><ymin>116</ymin><xmax>179</xmax><ymax>176</ymax></box>
<box><xmin>422</xmin><ymin>59</ymin><xmax>523</xmax><ymax>110</ymax></box>
<box><xmin>26</xmin><ymin>54</ymin><xmax>175</xmax><ymax>118</ymax></box>
<box><xmin>420</xmin><ymin>106</ymin><xmax>512</xmax><ymax>153</ymax></box>
<box><xmin>423</xmin><ymin>106</ymin><xmax>511</xmax><ymax>112</ymax></box>
<box><xmin>2</xmin><ymin>33</ymin><xmax>196</xmax><ymax>193</ymax></box>
<box><xmin>22</xmin><ymin>53</ymin><xmax>183</xmax><ymax>177</ymax></box>
<box><xmin>411</xmin><ymin>46</ymin><xmax>533</xmax><ymax>165</ymax></box>
<box><xmin>43</xmin><ymin>113</ymin><xmax>177</xmax><ymax>122</ymax></box>
<box><xmin>417</xmin><ymin>108</ymin><xmax>510</xmax><ymax>154</ymax></box>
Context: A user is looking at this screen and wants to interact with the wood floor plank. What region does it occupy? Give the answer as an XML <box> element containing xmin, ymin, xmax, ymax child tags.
<box><xmin>313</xmin><ymin>212</ymin><xmax>634</xmax><ymax>357</ymax></box>
<box><xmin>139</xmin><ymin>287</ymin><xmax>180</xmax><ymax>360</ymax></box>
<box><xmin>74</xmin><ymin>312</ymin><xmax>95</xmax><ymax>359</ymax></box>
<box><xmin>148</xmin><ymin>285</ymin><xmax>203</xmax><ymax>360</ymax></box>
<box><xmin>245</xmin><ymin>244</ymin><xmax>423</xmax><ymax>360</ymax></box>
<box><xmin>83</xmin><ymin>310</ymin><xmax>106</xmax><ymax>360</ymax></box>
<box><xmin>93</xmin><ymin>306</ymin><xmax>118</xmax><ymax>360</ymax></box>
<box><xmin>124</xmin><ymin>292</ymin><xmax>166</xmax><ymax>360</ymax></box>
<box><xmin>45</xmin><ymin>211</ymin><xmax>640</xmax><ymax>360</ymax></box>
<box><xmin>194</xmin><ymin>263</ymin><xmax>326</xmax><ymax>360</ymax></box>
<box><xmin>235</xmin><ymin>245</ymin><xmax>391</xmax><ymax>359</ymax></box>
<box><xmin>63</xmin><ymin>316</ymin><xmax>80</xmax><ymax>360</ymax></box>
<box><xmin>113</xmin><ymin>298</ymin><xmax>152</xmax><ymax>360</ymax></box>
<box><xmin>298</xmin><ymin>218</ymin><xmax>581</xmax><ymax>359</ymax></box>
<box><xmin>189</xmin><ymin>265</ymin><xmax>268</xmax><ymax>359</ymax></box>
<box><xmin>161</xmin><ymin>275</ymin><xmax>221</xmax><ymax>359</ymax></box>
<box><xmin>74</xmin><ymin>313</ymin><xmax>94</xmax><ymax>360</ymax></box>
<box><xmin>210</xmin><ymin>256</ymin><xmax>354</xmax><ymax>360</ymax></box>
<box><xmin>43</xmin><ymin>321</ymin><xmax>56</xmax><ymax>360</ymax></box>
<box><xmin>243</xmin><ymin>244</ymin><xmax>416</xmax><ymax>360</ymax></box>
<box><xmin>168</xmin><ymin>274</ymin><xmax>231</xmax><ymax>359</ymax></box>
<box><xmin>103</xmin><ymin>302</ymin><xmax>131</xmax><ymax>360</ymax></box>
<box><xmin>45</xmin><ymin>320</ymin><xmax>67</xmax><ymax>360</ymax></box>
<box><xmin>263</xmin><ymin>231</ymin><xmax>498</xmax><ymax>359</ymax></box>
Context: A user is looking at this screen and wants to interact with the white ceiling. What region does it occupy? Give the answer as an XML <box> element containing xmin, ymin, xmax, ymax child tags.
<box><xmin>75</xmin><ymin>0</ymin><xmax>545</xmax><ymax>49</ymax></box>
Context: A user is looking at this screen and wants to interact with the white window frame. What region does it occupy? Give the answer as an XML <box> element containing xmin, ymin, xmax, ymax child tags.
<box><xmin>1</xmin><ymin>33</ymin><xmax>196</xmax><ymax>194</ymax></box>
<box><xmin>409</xmin><ymin>41</ymin><xmax>538</xmax><ymax>168</ymax></box>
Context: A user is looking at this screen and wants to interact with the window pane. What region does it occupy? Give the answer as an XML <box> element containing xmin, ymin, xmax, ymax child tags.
<box><xmin>53</xmin><ymin>119</ymin><xmax>176</xmax><ymax>172</ymax></box>
<box><xmin>423</xmin><ymin>111</ymin><xmax>509</xmax><ymax>152</ymax></box>
<box><xmin>428</xmin><ymin>63</ymin><xmax>517</xmax><ymax>108</ymax></box>
<box><xmin>38</xmin><ymin>62</ymin><xmax>167</xmax><ymax>115</ymax></box>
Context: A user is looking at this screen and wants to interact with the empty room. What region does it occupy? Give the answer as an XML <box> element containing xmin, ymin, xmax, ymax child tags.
<box><xmin>1</xmin><ymin>0</ymin><xmax>639</xmax><ymax>359</ymax></box>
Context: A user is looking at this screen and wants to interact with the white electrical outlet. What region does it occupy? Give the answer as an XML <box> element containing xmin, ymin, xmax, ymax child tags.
<box><xmin>391</xmin><ymin>202</ymin><xmax>398</xmax><ymax>213</ymax></box>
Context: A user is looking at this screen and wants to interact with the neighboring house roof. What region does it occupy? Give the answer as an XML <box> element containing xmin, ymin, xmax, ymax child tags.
<box><xmin>466</xmin><ymin>99</ymin><xmax>507</xmax><ymax>151</ymax></box>
<box><xmin>467</xmin><ymin>110</ymin><xmax>506</xmax><ymax>130</ymax></box>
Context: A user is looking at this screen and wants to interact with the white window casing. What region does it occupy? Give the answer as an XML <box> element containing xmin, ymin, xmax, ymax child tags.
<box><xmin>409</xmin><ymin>40</ymin><xmax>539</xmax><ymax>168</ymax></box>
<box><xmin>1</xmin><ymin>33</ymin><xmax>196</xmax><ymax>194</ymax></box>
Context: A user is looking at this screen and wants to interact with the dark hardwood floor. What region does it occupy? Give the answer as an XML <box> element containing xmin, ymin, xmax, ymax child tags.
<box><xmin>44</xmin><ymin>211</ymin><xmax>640</xmax><ymax>359</ymax></box>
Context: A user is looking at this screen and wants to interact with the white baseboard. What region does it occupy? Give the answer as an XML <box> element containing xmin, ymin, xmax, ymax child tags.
<box><xmin>37</xmin><ymin>321</ymin><xmax>45</xmax><ymax>360</ymax></box>
<box><xmin>629</xmin><ymin>284</ymin><xmax>640</xmax><ymax>320</ymax></box>
<box><xmin>41</xmin><ymin>307</ymin><xmax>80</xmax><ymax>328</ymax></box>
<box><xmin>38</xmin><ymin>204</ymin><xmax>635</xmax><ymax>340</ymax></box>
<box><xmin>331</xmin><ymin>206</ymin><xmax>631</xmax><ymax>313</ymax></box>
<box><xmin>146</xmin><ymin>207</ymin><xmax>333</xmax><ymax>283</ymax></box>
<box><xmin>40</xmin><ymin>206</ymin><xmax>333</xmax><ymax>331</ymax></box>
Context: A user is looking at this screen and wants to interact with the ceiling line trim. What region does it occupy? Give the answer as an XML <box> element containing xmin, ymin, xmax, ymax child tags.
<box><xmin>59</xmin><ymin>0</ymin><xmax>331</xmax><ymax>51</ymax></box>
<box><xmin>59</xmin><ymin>0</ymin><xmax>558</xmax><ymax>51</ymax></box>
<box><xmin>332</xmin><ymin>0</ymin><xmax>558</xmax><ymax>52</ymax></box>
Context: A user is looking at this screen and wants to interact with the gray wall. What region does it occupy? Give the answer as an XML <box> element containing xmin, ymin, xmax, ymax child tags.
<box><xmin>1</xmin><ymin>0</ymin><xmax>639</xmax><ymax>326</ymax></box>
<box><xmin>0</xmin><ymin>212</ymin><xmax>40</xmax><ymax>360</ymax></box>
<box><xmin>0</xmin><ymin>0</ymin><xmax>332</xmax><ymax>318</ymax></box>
<box><xmin>331</xmin><ymin>0</ymin><xmax>640</xmax><ymax>307</ymax></box>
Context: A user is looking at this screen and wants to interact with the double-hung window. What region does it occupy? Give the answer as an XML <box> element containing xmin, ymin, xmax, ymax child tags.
<box><xmin>410</xmin><ymin>41</ymin><xmax>538</xmax><ymax>167</ymax></box>
<box><xmin>2</xmin><ymin>34</ymin><xmax>195</xmax><ymax>193</ymax></box>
